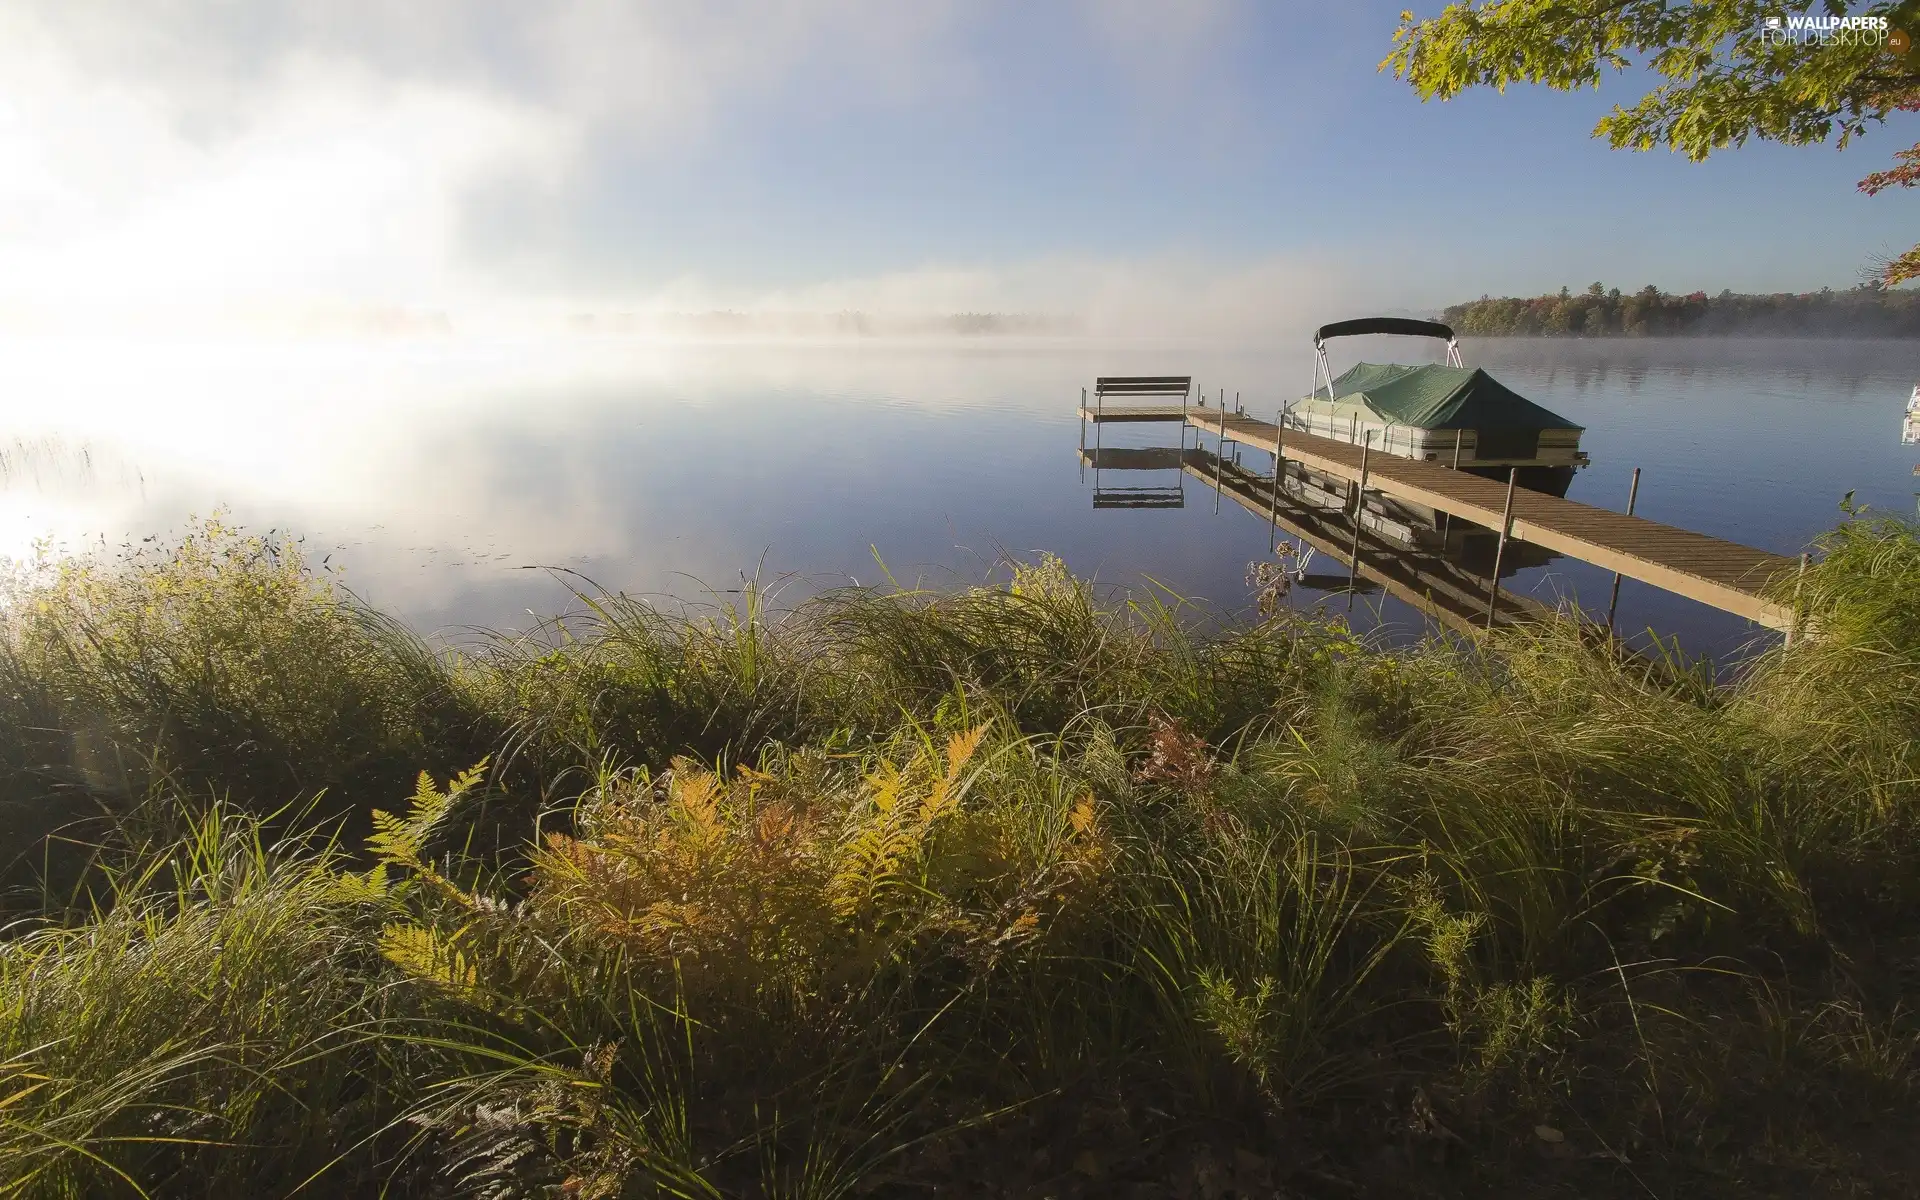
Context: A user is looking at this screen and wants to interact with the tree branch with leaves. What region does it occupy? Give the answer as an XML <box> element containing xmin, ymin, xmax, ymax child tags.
<box><xmin>1384</xmin><ymin>0</ymin><xmax>1920</xmax><ymax>281</ymax></box>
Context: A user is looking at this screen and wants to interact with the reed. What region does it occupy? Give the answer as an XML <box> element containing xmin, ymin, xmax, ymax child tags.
<box><xmin>1</xmin><ymin>516</ymin><xmax>1917</xmax><ymax>1195</ymax></box>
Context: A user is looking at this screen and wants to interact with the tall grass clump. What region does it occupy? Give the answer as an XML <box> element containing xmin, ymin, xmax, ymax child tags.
<box><xmin>1</xmin><ymin>513</ymin><xmax>1918</xmax><ymax>1195</ymax></box>
<box><xmin>0</xmin><ymin>806</ymin><xmax>418</xmax><ymax>1197</ymax></box>
<box><xmin>0</xmin><ymin>521</ymin><xmax>495</xmax><ymax>894</ymax></box>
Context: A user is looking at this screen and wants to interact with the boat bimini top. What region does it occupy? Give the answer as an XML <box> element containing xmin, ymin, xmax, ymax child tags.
<box><xmin>1310</xmin><ymin>317</ymin><xmax>1460</xmax><ymax>403</ymax></box>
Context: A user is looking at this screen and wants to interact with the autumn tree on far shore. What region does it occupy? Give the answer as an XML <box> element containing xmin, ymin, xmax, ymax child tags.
<box><xmin>1443</xmin><ymin>280</ymin><xmax>1920</xmax><ymax>335</ymax></box>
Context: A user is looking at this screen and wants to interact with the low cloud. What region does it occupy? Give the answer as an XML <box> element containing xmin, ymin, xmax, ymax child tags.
<box><xmin>0</xmin><ymin>1</ymin><xmax>1377</xmax><ymax>340</ymax></box>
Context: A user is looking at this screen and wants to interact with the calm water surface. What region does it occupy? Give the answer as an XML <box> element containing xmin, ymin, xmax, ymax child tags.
<box><xmin>2</xmin><ymin>335</ymin><xmax>1914</xmax><ymax>661</ymax></box>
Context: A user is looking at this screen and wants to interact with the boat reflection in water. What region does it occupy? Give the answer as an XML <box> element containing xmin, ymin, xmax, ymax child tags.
<box><xmin>1079</xmin><ymin>441</ymin><xmax>1559</xmax><ymax>635</ymax></box>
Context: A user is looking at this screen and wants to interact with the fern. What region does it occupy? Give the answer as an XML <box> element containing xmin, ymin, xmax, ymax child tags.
<box><xmin>366</xmin><ymin>758</ymin><xmax>490</xmax><ymax>902</ymax></box>
<box><xmin>829</xmin><ymin>724</ymin><xmax>988</xmax><ymax>921</ymax></box>
<box><xmin>380</xmin><ymin>922</ymin><xmax>484</xmax><ymax>1006</ymax></box>
<box><xmin>326</xmin><ymin>861</ymin><xmax>391</xmax><ymax>904</ymax></box>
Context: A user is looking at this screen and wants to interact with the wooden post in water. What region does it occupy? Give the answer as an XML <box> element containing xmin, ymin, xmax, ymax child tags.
<box><xmin>1094</xmin><ymin>381</ymin><xmax>1103</xmax><ymax>462</ymax></box>
<box><xmin>1212</xmin><ymin>409</ymin><xmax>1228</xmax><ymax>513</ymax></box>
<box><xmin>1268</xmin><ymin>413</ymin><xmax>1286</xmax><ymax>550</ymax></box>
<box><xmin>1347</xmin><ymin>431</ymin><xmax>1373</xmax><ymax>610</ymax></box>
<box><xmin>1439</xmin><ymin>429</ymin><xmax>1464</xmax><ymax>543</ymax></box>
<box><xmin>1786</xmin><ymin>551</ymin><xmax>1809</xmax><ymax>647</ymax></box>
<box><xmin>1484</xmin><ymin>467</ymin><xmax>1519</xmax><ymax>630</ymax></box>
<box><xmin>1605</xmin><ymin>467</ymin><xmax>1642</xmax><ymax>632</ymax></box>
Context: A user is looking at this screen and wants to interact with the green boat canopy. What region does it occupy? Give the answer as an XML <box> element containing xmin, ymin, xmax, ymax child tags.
<box><xmin>1316</xmin><ymin>362</ymin><xmax>1583</xmax><ymax>432</ymax></box>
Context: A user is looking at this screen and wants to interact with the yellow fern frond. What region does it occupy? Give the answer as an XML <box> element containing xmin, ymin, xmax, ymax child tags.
<box><xmin>327</xmin><ymin>863</ymin><xmax>391</xmax><ymax>904</ymax></box>
<box><xmin>1069</xmin><ymin>793</ymin><xmax>1097</xmax><ymax>835</ymax></box>
<box><xmin>829</xmin><ymin>824</ymin><xmax>921</xmax><ymax>918</ymax></box>
<box><xmin>944</xmin><ymin>723</ymin><xmax>988</xmax><ymax>778</ymax></box>
<box><xmin>869</xmin><ymin>760</ymin><xmax>904</xmax><ymax>816</ymax></box>
<box><xmin>915</xmin><ymin>724</ymin><xmax>987</xmax><ymax>827</ymax></box>
<box><xmin>410</xmin><ymin>768</ymin><xmax>441</xmax><ymax>810</ymax></box>
<box><xmin>672</xmin><ymin>769</ymin><xmax>721</xmax><ymax>830</ymax></box>
<box><xmin>366</xmin><ymin>808</ymin><xmax>420</xmax><ymax>868</ymax></box>
<box><xmin>367</xmin><ymin>760</ymin><xmax>490</xmax><ymax>872</ymax></box>
<box><xmin>632</xmin><ymin>899</ymin><xmax>706</xmax><ymax>944</ymax></box>
<box><xmin>829</xmin><ymin>829</ymin><xmax>885</xmax><ymax>917</ymax></box>
<box><xmin>449</xmin><ymin>756</ymin><xmax>491</xmax><ymax>795</ymax></box>
<box><xmin>380</xmin><ymin>922</ymin><xmax>482</xmax><ymax>1003</ymax></box>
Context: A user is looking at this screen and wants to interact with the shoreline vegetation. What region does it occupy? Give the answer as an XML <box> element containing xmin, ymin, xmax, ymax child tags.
<box><xmin>4</xmin><ymin>518</ymin><xmax>1920</xmax><ymax>1197</ymax></box>
<box><xmin>1445</xmin><ymin>282</ymin><xmax>1920</xmax><ymax>338</ymax></box>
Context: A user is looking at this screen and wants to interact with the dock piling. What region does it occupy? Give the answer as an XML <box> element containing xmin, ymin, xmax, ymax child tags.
<box><xmin>1484</xmin><ymin>467</ymin><xmax>1518</xmax><ymax>629</ymax></box>
<box><xmin>1786</xmin><ymin>551</ymin><xmax>1809</xmax><ymax>647</ymax></box>
<box><xmin>1079</xmin><ymin>388</ymin><xmax>1088</xmax><ymax>484</ymax></box>
<box><xmin>1439</xmin><ymin>429</ymin><xmax>1464</xmax><ymax>543</ymax></box>
<box><xmin>1605</xmin><ymin>467</ymin><xmax>1642</xmax><ymax>632</ymax></box>
<box><xmin>1268</xmin><ymin>414</ymin><xmax>1286</xmax><ymax>550</ymax></box>
<box><xmin>1347</xmin><ymin>431</ymin><xmax>1374</xmax><ymax>610</ymax></box>
<box><xmin>1215</xmin><ymin>408</ymin><xmax>1237</xmax><ymax>511</ymax></box>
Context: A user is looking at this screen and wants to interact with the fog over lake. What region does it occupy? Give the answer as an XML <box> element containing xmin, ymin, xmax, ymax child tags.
<box><xmin>3</xmin><ymin>334</ymin><xmax>1914</xmax><ymax>661</ymax></box>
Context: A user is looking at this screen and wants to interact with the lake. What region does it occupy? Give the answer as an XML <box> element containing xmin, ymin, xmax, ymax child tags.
<box><xmin>2</xmin><ymin>334</ymin><xmax>1914</xmax><ymax>662</ymax></box>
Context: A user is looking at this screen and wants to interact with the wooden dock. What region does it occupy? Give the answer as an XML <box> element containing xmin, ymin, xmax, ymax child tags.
<box><xmin>1082</xmin><ymin>404</ymin><xmax>1798</xmax><ymax>631</ymax></box>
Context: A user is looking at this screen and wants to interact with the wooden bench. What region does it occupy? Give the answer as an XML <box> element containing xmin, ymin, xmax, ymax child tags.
<box><xmin>1083</xmin><ymin>375</ymin><xmax>1192</xmax><ymax>421</ymax></box>
<box><xmin>1080</xmin><ymin>375</ymin><xmax>1196</xmax><ymax>478</ymax></box>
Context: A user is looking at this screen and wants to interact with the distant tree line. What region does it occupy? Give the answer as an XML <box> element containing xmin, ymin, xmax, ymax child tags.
<box><xmin>1443</xmin><ymin>283</ymin><xmax>1920</xmax><ymax>337</ymax></box>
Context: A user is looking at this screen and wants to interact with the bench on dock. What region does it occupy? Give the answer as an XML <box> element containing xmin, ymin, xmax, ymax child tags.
<box><xmin>1082</xmin><ymin>376</ymin><xmax>1193</xmax><ymax>423</ymax></box>
<box><xmin>1079</xmin><ymin>376</ymin><xmax>1196</xmax><ymax>460</ymax></box>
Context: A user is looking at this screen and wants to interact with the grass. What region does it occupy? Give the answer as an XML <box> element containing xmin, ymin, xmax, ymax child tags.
<box><xmin>1</xmin><ymin>517</ymin><xmax>1918</xmax><ymax>1196</ymax></box>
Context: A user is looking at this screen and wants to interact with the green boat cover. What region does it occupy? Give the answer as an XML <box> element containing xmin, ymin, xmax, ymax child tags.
<box><xmin>1316</xmin><ymin>362</ymin><xmax>1582</xmax><ymax>432</ymax></box>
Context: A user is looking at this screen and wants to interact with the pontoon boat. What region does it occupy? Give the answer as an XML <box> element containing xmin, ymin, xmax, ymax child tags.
<box><xmin>1284</xmin><ymin>317</ymin><xmax>1589</xmax><ymax>496</ymax></box>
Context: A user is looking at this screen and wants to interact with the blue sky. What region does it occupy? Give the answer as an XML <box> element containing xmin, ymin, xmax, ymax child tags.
<box><xmin>0</xmin><ymin>1</ymin><xmax>1908</xmax><ymax>334</ymax></box>
<box><xmin>573</xmin><ymin>6</ymin><xmax>1900</xmax><ymax>292</ymax></box>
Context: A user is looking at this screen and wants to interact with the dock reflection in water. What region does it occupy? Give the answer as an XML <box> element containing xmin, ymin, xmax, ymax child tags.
<box><xmin>1080</xmin><ymin>441</ymin><xmax>1558</xmax><ymax>635</ymax></box>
